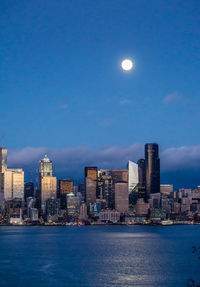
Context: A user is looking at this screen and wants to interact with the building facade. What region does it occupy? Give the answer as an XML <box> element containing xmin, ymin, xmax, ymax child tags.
<box><xmin>115</xmin><ymin>181</ymin><xmax>129</xmax><ymax>213</ymax></box>
<box><xmin>4</xmin><ymin>169</ymin><xmax>24</xmax><ymax>200</ymax></box>
<box><xmin>41</xmin><ymin>176</ymin><xmax>57</xmax><ymax>211</ymax></box>
<box><xmin>59</xmin><ymin>179</ymin><xmax>74</xmax><ymax>209</ymax></box>
<box><xmin>145</xmin><ymin>143</ymin><xmax>160</xmax><ymax>196</ymax></box>
<box><xmin>85</xmin><ymin>167</ymin><xmax>97</xmax><ymax>207</ymax></box>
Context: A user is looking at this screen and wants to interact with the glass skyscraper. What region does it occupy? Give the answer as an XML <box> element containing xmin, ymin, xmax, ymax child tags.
<box><xmin>145</xmin><ymin>143</ymin><xmax>160</xmax><ymax>197</ymax></box>
<box><xmin>128</xmin><ymin>160</ymin><xmax>139</xmax><ymax>194</ymax></box>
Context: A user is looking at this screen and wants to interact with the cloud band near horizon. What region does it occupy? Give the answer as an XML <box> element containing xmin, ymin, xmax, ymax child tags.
<box><xmin>7</xmin><ymin>144</ymin><xmax>200</xmax><ymax>181</ymax></box>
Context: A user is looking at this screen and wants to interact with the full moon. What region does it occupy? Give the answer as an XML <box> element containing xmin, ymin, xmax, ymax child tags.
<box><xmin>121</xmin><ymin>59</ymin><xmax>134</xmax><ymax>71</ymax></box>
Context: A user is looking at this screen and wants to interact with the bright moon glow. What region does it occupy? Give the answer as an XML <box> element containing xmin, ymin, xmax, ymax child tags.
<box><xmin>121</xmin><ymin>59</ymin><xmax>134</xmax><ymax>71</ymax></box>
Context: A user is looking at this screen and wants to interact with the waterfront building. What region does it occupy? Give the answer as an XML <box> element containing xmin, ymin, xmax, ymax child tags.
<box><xmin>24</xmin><ymin>182</ymin><xmax>34</xmax><ymax>201</ymax></box>
<box><xmin>66</xmin><ymin>192</ymin><xmax>80</xmax><ymax>217</ymax></box>
<box><xmin>115</xmin><ymin>182</ymin><xmax>129</xmax><ymax>213</ymax></box>
<box><xmin>173</xmin><ymin>201</ymin><xmax>180</xmax><ymax>214</ymax></box>
<box><xmin>135</xmin><ymin>198</ymin><xmax>149</xmax><ymax>216</ymax></box>
<box><xmin>4</xmin><ymin>169</ymin><xmax>24</xmax><ymax>200</ymax></box>
<box><xmin>26</xmin><ymin>196</ymin><xmax>36</xmax><ymax>217</ymax></box>
<box><xmin>91</xmin><ymin>202</ymin><xmax>100</xmax><ymax>215</ymax></box>
<box><xmin>41</xmin><ymin>176</ymin><xmax>57</xmax><ymax>211</ymax></box>
<box><xmin>85</xmin><ymin>167</ymin><xmax>97</xmax><ymax>207</ymax></box>
<box><xmin>30</xmin><ymin>208</ymin><xmax>38</xmax><ymax>221</ymax></box>
<box><xmin>98</xmin><ymin>169</ymin><xmax>112</xmax><ymax>208</ymax></box>
<box><xmin>79</xmin><ymin>202</ymin><xmax>88</xmax><ymax>221</ymax></box>
<box><xmin>98</xmin><ymin>210</ymin><xmax>120</xmax><ymax>223</ymax></box>
<box><xmin>149</xmin><ymin>193</ymin><xmax>161</xmax><ymax>209</ymax></box>
<box><xmin>58</xmin><ymin>179</ymin><xmax>73</xmax><ymax>209</ymax></box>
<box><xmin>46</xmin><ymin>198</ymin><xmax>60</xmax><ymax>216</ymax></box>
<box><xmin>145</xmin><ymin>143</ymin><xmax>160</xmax><ymax>196</ymax></box>
<box><xmin>4</xmin><ymin>198</ymin><xmax>24</xmax><ymax>218</ymax></box>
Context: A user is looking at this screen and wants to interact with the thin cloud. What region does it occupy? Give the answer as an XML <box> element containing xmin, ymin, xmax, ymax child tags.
<box><xmin>7</xmin><ymin>144</ymin><xmax>200</xmax><ymax>181</ymax></box>
<box><xmin>120</xmin><ymin>99</ymin><xmax>131</xmax><ymax>105</ymax></box>
<box><xmin>59</xmin><ymin>104</ymin><xmax>68</xmax><ymax>110</ymax></box>
<box><xmin>163</xmin><ymin>92</ymin><xmax>182</xmax><ymax>103</ymax></box>
<box><xmin>99</xmin><ymin>119</ymin><xmax>113</xmax><ymax>127</ymax></box>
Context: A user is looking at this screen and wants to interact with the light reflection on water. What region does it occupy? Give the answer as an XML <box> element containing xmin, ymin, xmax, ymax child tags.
<box><xmin>0</xmin><ymin>225</ymin><xmax>200</xmax><ymax>287</ymax></box>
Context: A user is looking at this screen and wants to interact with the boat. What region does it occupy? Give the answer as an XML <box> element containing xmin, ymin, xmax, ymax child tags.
<box><xmin>161</xmin><ymin>220</ymin><xmax>173</xmax><ymax>226</ymax></box>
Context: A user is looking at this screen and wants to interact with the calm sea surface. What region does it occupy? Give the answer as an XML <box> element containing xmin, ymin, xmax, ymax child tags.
<box><xmin>0</xmin><ymin>225</ymin><xmax>200</xmax><ymax>287</ymax></box>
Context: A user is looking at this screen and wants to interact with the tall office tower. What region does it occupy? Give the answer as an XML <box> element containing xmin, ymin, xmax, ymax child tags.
<box><xmin>137</xmin><ymin>159</ymin><xmax>146</xmax><ymax>200</ymax></box>
<box><xmin>41</xmin><ymin>176</ymin><xmax>57</xmax><ymax>211</ymax></box>
<box><xmin>115</xmin><ymin>182</ymin><xmax>129</xmax><ymax>213</ymax></box>
<box><xmin>0</xmin><ymin>147</ymin><xmax>7</xmax><ymax>173</ymax></box>
<box><xmin>128</xmin><ymin>161</ymin><xmax>138</xmax><ymax>194</ymax></box>
<box><xmin>85</xmin><ymin>167</ymin><xmax>97</xmax><ymax>207</ymax></box>
<box><xmin>98</xmin><ymin>170</ymin><xmax>112</xmax><ymax>208</ymax></box>
<box><xmin>24</xmin><ymin>182</ymin><xmax>34</xmax><ymax>201</ymax></box>
<box><xmin>0</xmin><ymin>147</ymin><xmax>7</xmax><ymax>206</ymax></box>
<box><xmin>145</xmin><ymin>143</ymin><xmax>160</xmax><ymax>197</ymax></box>
<box><xmin>111</xmin><ymin>169</ymin><xmax>128</xmax><ymax>209</ymax></box>
<box><xmin>59</xmin><ymin>179</ymin><xmax>74</xmax><ymax>209</ymax></box>
<box><xmin>39</xmin><ymin>155</ymin><xmax>53</xmax><ymax>182</ymax></box>
<box><xmin>66</xmin><ymin>192</ymin><xmax>80</xmax><ymax>217</ymax></box>
<box><xmin>4</xmin><ymin>169</ymin><xmax>24</xmax><ymax>200</ymax></box>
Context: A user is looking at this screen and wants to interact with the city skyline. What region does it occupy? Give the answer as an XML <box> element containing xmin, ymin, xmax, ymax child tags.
<box><xmin>3</xmin><ymin>143</ymin><xmax>200</xmax><ymax>189</ymax></box>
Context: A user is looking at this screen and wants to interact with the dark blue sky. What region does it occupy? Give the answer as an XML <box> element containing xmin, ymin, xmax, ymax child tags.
<box><xmin>1</xmin><ymin>1</ymin><xmax>200</xmax><ymax>187</ymax></box>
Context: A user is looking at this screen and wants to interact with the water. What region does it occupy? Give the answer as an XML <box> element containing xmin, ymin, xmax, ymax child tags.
<box><xmin>0</xmin><ymin>225</ymin><xmax>200</xmax><ymax>287</ymax></box>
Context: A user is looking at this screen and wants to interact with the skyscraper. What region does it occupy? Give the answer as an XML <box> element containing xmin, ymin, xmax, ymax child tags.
<box><xmin>111</xmin><ymin>169</ymin><xmax>128</xmax><ymax>209</ymax></box>
<box><xmin>39</xmin><ymin>155</ymin><xmax>52</xmax><ymax>179</ymax></box>
<box><xmin>128</xmin><ymin>161</ymin><xmax>138</xmax><ymax>194</ymax></box>
<box><xmin>41</xmin><ymin>176</ymin><xmax>57</xmax><ymax>211</ymax></box>
<box><xmin>4</xmin><ymin>169</ymin><xmax>24</xmax><ymax>200</ymax></box>
<box><xmin>98</xmin><ymin>169</ymin><xmax>112</xmax><ymax>208</ymax></box>
<box><xmin>39</xmin><ymin>155</ymin><xmax>56</xmax><ymax>211</ymax></box>
<box><xmin>24</xmin><ymin>182</ymin><xmax>34</xmax><ymax>201</ymax></box>
<box><xmin>115</xmin><ymin>181</ymin><xmax>129</xmax><ymax>213</ymax></box>
<box><xmin>0</xmin><ymin>147</ymin><xmax>7</xmax><ymax>173</ymax></box>
<box><xmin>0</xmin><ymin>147</ymin><xmax>7</xmax><ymax>206</ymax></box>
<box><xmin>137</xmin><ymin>159</ymin><xmax>146</xmax><ymax>200</ymax></box>
<box><xmin>85</xmin><ymin>167</ymin><xmax>97</xmax><ymax>207</ymax></box>
<box><xmin>145</xmin><ymin>143</ymin><xmax>160</xmax><ymax>197</ymax></box>
<box><xmin>59</xmin><ymin>179</ymin><xmax>74</xmax><ymax>209</ymax></box>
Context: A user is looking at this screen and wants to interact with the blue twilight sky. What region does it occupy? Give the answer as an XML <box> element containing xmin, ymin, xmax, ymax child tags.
<box><xmin>1</xmin><ymin>1</ymin><xmax>200</xmax><ymax>187</ymax></box>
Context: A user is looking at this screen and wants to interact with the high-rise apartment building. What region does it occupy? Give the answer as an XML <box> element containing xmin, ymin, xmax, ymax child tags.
<box><xmin>59</xmin><ymin>179</ymin><xmax>74</xmax><ymax>209</ymax></box>
<box><xmin>145</xmin><ymin>143</ymin><xmax>160</xmax><ymax>197</ymax></box>
<box><xmin>85</xmin><ymin>167</ymin><xmax>97</xmax><ymax>207</ymax></box>
<box><xmin>4</xmin><ymin>169</ymin><xmax>24</xmax><ymax>200</ymax></box>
